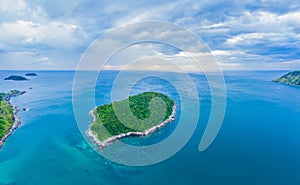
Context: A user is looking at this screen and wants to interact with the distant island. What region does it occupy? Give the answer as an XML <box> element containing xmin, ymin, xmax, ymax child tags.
<box><xmin>4</xmin><ymin>75</ymin><xmax>28</xmax><ymax>81</ymax></box>
<box><xmin>25</xmin><ymin>73</ymin><xmax>38</xmax><ymax>76</ymax></box>
<box><xmin>87</xmin><ymin>92</ymin><xmax>176</xmax><ymax>148</ymax></box>
<box><xmin>273</xmin><ymin>71</ymin><xmax>300</xmax><ymax>86</ymax></box>
<box><xmin>0</xmin><ymin>90</ymin><xmax>26</xmax><ymax>147</ymax></box>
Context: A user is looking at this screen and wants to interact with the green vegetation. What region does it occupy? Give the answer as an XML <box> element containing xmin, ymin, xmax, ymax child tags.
<box><xmin>90</xmin><ymin>92</ymin><xmax>175</xmax><ymax>141</ymax></box>
<box><xmin>0</xmin><ymin>98</ymin><xmax>14</xmax><ymax>138</ymax></box>
<box><xmin>0</xmin><ymin>90</ymin><xmax>25</xmax><ymax>138</ymax></box>
<box><xmin>273</xmin><ymin>71</ymin><xmax>300</xmax><ymax>85</ymax></box>
<box><xmin>1</xmin><ymin>90</ymin><xmax>26</xmax><ymax>100</ymax></box>
<box><xmin>4</xmin><ymin>75</ymin><xmax>28</xmax><ymax>81</ymax></box>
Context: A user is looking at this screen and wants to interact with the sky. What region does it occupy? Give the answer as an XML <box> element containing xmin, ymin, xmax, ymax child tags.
<box><xmin>0</xmin><ymin>0</ymin><xmax>300</xmax><ymax>70</ymax></box>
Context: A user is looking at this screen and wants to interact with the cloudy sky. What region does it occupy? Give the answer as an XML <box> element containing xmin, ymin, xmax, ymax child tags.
<box><xmin>0</xmin><ymin>0</ymin><xmax>300</xmax><ymax>70</ymax></box>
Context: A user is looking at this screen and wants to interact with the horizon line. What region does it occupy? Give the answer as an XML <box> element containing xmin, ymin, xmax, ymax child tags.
<box><xmin>0</xmin><ymin>69</ymin><xmax>293</xmax><ymax>72</ymax></box>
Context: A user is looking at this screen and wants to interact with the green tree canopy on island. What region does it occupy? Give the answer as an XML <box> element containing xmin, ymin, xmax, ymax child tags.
<box><xmin>0</xmin><ymin>90</ymin><xmax>25</xmax><ymax>139</ymax></box>
<box><xmin>273</xmin><ymin>71</ymin><xmax>300</xmax><ymax>85</ymax></box>
<box><xmin>90</xmin><ymin>92</ymin><xmax>175</xmax><ymax>141</ymax></box>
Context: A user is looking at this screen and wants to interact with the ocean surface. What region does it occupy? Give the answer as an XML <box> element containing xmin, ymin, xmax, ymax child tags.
<box><xmin>0</xmin><ymin>70</ymin><xmax>300</xmax><ymax>185</ymax></box>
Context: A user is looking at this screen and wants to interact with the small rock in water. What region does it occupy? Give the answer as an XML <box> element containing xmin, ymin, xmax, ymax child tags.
<box><xmin>22</xmin><ymin>108</ymin><xmax>29</xmax><ymax>111</ymax></box>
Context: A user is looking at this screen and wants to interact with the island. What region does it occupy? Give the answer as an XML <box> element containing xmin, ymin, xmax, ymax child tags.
<box><xmin>0</xmin><ymin>90</ymin><xmax>26</xmax><ymax>147</ymax></box>
<box><xmin>4</xmin><ymin>75</ymin><xmax>28</xmax><ymax>81</ymax></box>
<box><xmin>25</xmin><ymin>73</ymin><xmax>38</xmax><ymax>76</ymax></box>
<box><xmin>273</xmin><ymin>71</ymin><xmax>300</xmax><ymax>86</ymax></box>
<box><xmin>87</xmin><ymin>92</ymin><xmax>176</xmax><ymax>148</ymax></box>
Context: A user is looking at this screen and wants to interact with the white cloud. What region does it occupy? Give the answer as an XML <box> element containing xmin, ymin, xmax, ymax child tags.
<box><xmin>0</xmin><ymin>0</ymin><xmax>27</xmax><ymax>13</ymax></box>
<box><xmin>0</xmin><ymin>0</ymin><xmax>300</xmax><ymax>70</ymax></box>
<box><xmin>227</xmin><ymin>32</ymin><xmax>300</xmax><ymax>46</ymax></box>
<box><xmin>36</xmin><ymin>57</ymin><xmax>53</xmax><ymax>65</ymax></box>
<box><xmin>0</xmin><ymin>0</ymin><xmax>88</xmax><ymax>53</ymax></box>
<box><xmin>227</xmin><ymin>32</ymin><xmax>275</xmax><ymax>45</ymax></box>
<box><xmin>223</xmin><ymin>11</ymin><xmax>300</xmax><ymax>34</ymax></box>
<box><xmin>0</xmin><ymin>20</ymin><xmax>83</xmax><ymax>50</ymax></box>
<box><xmin>225</xmin><ymin>12</ymin><xmax>300</xmax><ymax>46</ymax></box>
<box><xmin>211</xmin><ymin>50</ymin><xmax>245</xmax><ymax>56</ymax></box>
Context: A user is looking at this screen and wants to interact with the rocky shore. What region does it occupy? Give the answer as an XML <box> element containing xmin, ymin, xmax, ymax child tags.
<box><xmin>87</xmin><ymin>103</ymin><xmax>177</xmax><ymax>149</ymax></box>
<box><xmin>0</xmin><ymin>91</ymin><xmax>25</xmax><ymax>148</ymax></box>
<box><xmin>0</xmin><ymin>104</ymin><xmax>21</xmax><ymax>148</ymax></box>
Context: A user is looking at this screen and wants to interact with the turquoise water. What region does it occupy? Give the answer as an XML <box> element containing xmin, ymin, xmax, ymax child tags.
<box><xmin>0</xmin><ymin>70</ymin><xmax>300</xmax><ymax>184</ymax></box>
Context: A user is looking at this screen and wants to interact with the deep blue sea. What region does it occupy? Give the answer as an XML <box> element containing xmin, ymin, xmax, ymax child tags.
<box><xmin>0</xmin><ymin>70</ymin><xmax>300</xmax><ymax>185</ymax></box>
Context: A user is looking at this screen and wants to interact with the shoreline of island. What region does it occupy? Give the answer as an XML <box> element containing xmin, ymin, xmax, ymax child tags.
<box><xmin>273</xmin><ymin>71</ymin><xmax>300</xmax><ymax>86</ymax></box>
<box><xmin>0</xmin><ymin>102</ymin><xmax>22</xmax><ymax>148</ymax></box>
<box><xmin>87</xmin><ymin>103</ymin><xmax>177</xmax><ymax>149</ymax></box>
